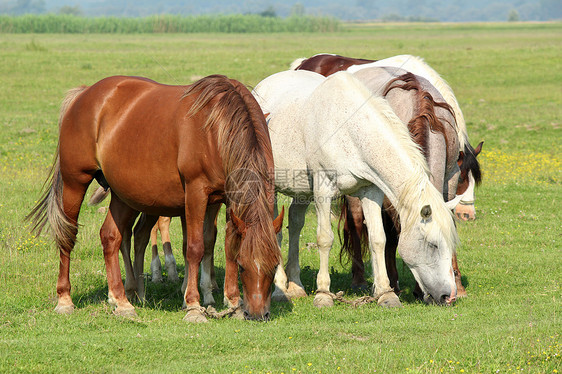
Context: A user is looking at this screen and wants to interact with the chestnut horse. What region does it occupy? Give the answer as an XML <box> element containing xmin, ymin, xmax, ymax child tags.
<box><xmin>28</xmin><ymin>75</ymin><xmax>284</xmax><ymax>322</ymax></box>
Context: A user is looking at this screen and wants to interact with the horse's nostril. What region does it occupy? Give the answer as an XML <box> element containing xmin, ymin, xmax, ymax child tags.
<box><xmin>263</xmin><ymin>311</ymin><xmax>270</xmax><ymax>321</ymax></box>
<box><xmin>243</xmin><ymin>310</ymin><xmax>251</xmax><ymax>320</ymax></box>
<box><xmin>439</xmin><ymin>294</ymin><xmax>456</xmax><ymax>305</ymax></box>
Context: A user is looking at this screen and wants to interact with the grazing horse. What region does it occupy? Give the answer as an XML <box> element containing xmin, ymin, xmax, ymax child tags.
<box><xmin>344</xmin><ymin>67</ymin><xmax>463</xmax><ymax>296</ymax></box>
<box><xmin>27</xmin><ymin>75</ymin><xmax>284</xmax><ymax>322</ymax></box>
<box><xmin>292</xmin><ymin>54</ymin><xmax>482</xmax><ymax>297</ymax></box>
<box><xmin>291</xmin><ymin>53</ymin><xmax>483</xmax><ymax>220</ymax></box>
<box><xmin>253</xmin><ymin>70</ymin><xmax>460</xmax><ymax>308</ymax></box>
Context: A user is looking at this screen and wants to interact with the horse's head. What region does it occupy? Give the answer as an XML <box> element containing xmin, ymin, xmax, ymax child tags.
<box><xmin>230</xmin><ymin>207</ymin><xmax>284</xmax><ymax>321</ymax></box>
<box><xmin>397</xmin><ymin>204</ymin><xmax>459</xmax><ymax>305</ymax></box>
<box><xmin>455</xmin><ymin>141</ymin><xmax>483</xmax><ymax>220</ymax></box>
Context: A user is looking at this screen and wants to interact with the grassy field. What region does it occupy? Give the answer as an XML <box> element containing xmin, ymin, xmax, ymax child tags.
<box><xmin>1</xmin><ymin>23</ymin><xmax>561</xmax><ymax>373</ymax></box>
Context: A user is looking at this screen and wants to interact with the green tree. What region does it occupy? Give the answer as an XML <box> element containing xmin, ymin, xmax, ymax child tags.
<box><xmin>508</xmin><ymin>9</ymin><xmax>520</xmax><ymax>21</ymax></box>
<box><xmin>260</xmin><ymin>5</ymin><xmax>276</xmax><ymax>18</ymax></box>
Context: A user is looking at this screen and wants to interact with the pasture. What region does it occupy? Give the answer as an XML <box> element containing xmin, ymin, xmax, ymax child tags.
<box><xmin>1</xmin><ymin>23</ymin><xmax>560</xmax><ymax>372</ymax></box>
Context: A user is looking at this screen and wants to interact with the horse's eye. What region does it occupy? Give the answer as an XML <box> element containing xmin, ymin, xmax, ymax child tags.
<box><xmin>428</xmin><ymin>242</ymin><xmax>438</xmax><ymax>251</ymax></box>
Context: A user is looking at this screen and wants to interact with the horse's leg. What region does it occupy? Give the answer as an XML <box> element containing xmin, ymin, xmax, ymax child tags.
<box><xmin>150</xmin><ymin>219</ymin><xmax>163</xmax><ymax>283</ymax></box>
<box><xmin>382</xmin><ymin>209</ymin><xmax>400</xmax><ymax>294</ymax></box>
<box><xmin>180</xmin><ymin>215</ymin><xmax>188</xmax><ymax>304</ymax></box>
<box><xmin>200</xmin><ymin>204</ymin><xmax>221</xmax><ymax>306</ymax></box>
<box><xmin>452</xmin><ymin>251</ymin><xmax>467</xmax><ymax>297</ymax></box>
<box><xmin>313</xmin><ymin>194</ymin><xmax>335</xmax><ymax>308</ymax></box>
<box><xmin>272</xmin><ymin>196</ymin><xmax>291</xmax><ymax>303</ymax></box>
<box><xmin>210</xmin><ymin>252</ymin><xmax>219</xmax><ymax>292</ymax></box>
<box><xmin>359</xmin><ymin>189</ymin><xmax>401</xmax><ymax>308</ymax></box>
<box><xmin>284</xmin><ymin>199</ymin><xmax>310</xmax><ymax>299</ymax></box>
<box><xmin>120</xmin><ymin>215</ymin><xmax>139</xmax><ymax>303</ymax></box>
<box><xmin>346</xmin><ymin>196</ymin><xmax>369</xmax><ymax>290</ymax></box>
<box><xmin>101</xmin><ymin>196</ymin><xmax>138</xmax><ymax>317</ymax></box>
<box><xmin>159</xmin><ymin>217</ymin><xmax>179</xmax><ymax>282</ymax></box>
<box><xmin>55</xmin><ymin>178</ymin><xmax>91</xmax><ymax>314</ymax></box>
<box><xmin>223</xmin><ymin>217</ymin><xmax>243</xmax><ymax>316</ymax></box>
<box><xmin>132</xmin><ymin>213</ymin><xmax>159</xmax><ymax>302</ymax></box>
<box><xmin>182</xmin><ymin>191</ymin><xmax>209</xmax><ymax>323</ymax></box>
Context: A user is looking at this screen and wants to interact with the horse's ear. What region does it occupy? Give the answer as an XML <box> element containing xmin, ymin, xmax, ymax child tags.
<box><xmin>420</xmin><ymin>205</ymin><xmax>432</xmax><ymax>219</ymax></box>
<box><xmin>231</xmin><ymin>211</ymin><xmax>246</xmax><ymax>237</ymax></box>
<box><xmin>457</xmin><ymin>151</ymin><xmax>464</xmax><ymax>167</ymax></box>
<box><xmin>474</xmin><ymin>141</ymin><xmax>484</xmax><ymax>156</ymax></box>
<box><xmin>273</xmin><ymin>206</ymin><xmax>285</xmax><ymax>234</ymax></box>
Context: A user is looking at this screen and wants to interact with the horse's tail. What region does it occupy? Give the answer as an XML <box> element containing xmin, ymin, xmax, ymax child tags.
<box><xmin>26</xmin><ymin>86</ymin><xmax>87</xmax><ymax>254</ymax></box>
<box><xmin>337</xmin><ymin>197</ymin><xmax>369</xmax><ymax>267</ymax></box>
<box><xmin>88</xmin><ymin>186</ymin><xmax>110</xmax><ymax>205</ymax></box>
<box><xmin>26</xmin><ymin>158</ymin><xmax>78</xmax><ymax>255</ymax></box>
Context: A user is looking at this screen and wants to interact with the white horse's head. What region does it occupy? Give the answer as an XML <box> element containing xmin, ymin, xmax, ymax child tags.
<box><xmin>396</xmin><ymin>190</ymin><xmax>459</xmax><ymax>305</ymax></box>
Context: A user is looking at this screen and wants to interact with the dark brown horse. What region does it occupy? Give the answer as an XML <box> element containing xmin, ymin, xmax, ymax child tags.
<box><xmin>293</xmin><ymin>54</ymin><xmax>481</xmax><ymax>298</ymax></box>
<box><xmin>28</xmin><ymin>75</ymin><xmax>284</xmax><ymax>322</ymax></box>
<box><xmin>291</xmin><ymin>53</ymin><xmax>374</xmax><ymax>76</ymax></box>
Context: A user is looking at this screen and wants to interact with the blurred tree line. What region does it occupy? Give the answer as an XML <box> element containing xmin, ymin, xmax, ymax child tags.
<box><xmin>1</xmin><ymin>0</ymin><xmax>560</xmax><ymax>21</ymax></box>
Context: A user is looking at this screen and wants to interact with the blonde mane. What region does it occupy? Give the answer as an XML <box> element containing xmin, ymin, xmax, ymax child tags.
<box><xmin>342</xmin><ymin>72</ymin><xmax>459</xmax><ymax>253</ymax></box>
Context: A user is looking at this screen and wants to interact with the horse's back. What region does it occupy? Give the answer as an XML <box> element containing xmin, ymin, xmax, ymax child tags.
<box><xmin>58</xmin><ymin>76</ymin><xmax>217</xmax><ymax>215</ymax></box>
<box><xmin>252</xmin><ymin>70</ymin><xmax>324</xmax><ymax>114</ymax></box>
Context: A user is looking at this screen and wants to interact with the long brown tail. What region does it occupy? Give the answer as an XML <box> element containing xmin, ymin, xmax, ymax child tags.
<box><xmin>26</xmin><ymin>158</ymin><xmax>78</xmax><ymax>254</ymax></box>
<box><xmin>26</xmin><ymin>85</ymin><xmax>87</xmax><ymax>254</ymax></box>
<box><xmin>337</xmin><ymin>197</ymin><xmax>369</xmax><ymax>267</ymax></box>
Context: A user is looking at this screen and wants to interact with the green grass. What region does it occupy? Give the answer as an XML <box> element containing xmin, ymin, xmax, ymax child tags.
<box><xmin>1</xmin><ymin>23</ymin><xmax>561</xmax><ymax>373</ymax></box>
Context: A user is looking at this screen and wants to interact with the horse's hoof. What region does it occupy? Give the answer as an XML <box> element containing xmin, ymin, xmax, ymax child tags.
<box><xmin>167</xmin><ymin>272</ymin><xmax>179</xmax><ymax>283</ymax></box>
<box><xmin>164</xmin><ymin>258</ymin><xmax>179</xmax><ymax>282</ymax></box>
<box><xmin>125</xmin><ymin>290</ymin><xmax>137</xmax><ymax>304</ymax></box>
<box><xmin>113</xmin><ymin>306</ymin><xmax>137</xmax><ymax>318</ymax></box>
<box><xmin>272</xmin><ymin>289</ymin><xmax>292</xmax><ymax>303</ymax></box>
<box><xmin>377</xmin><ymin>292</ymin><xmax>402</xmax><ymax>308</ymax></box>
<box><xmin>287</xmin><ymin>282</ymin><xmax>307</xmax><ymax>299</ymax></box>
<box><xmin>230</xmin><ymin>308</ymin><xmax>245</xmax><ymax>320</ymax></box>
<box><xmin>313</xmin><ymin>293</ymin><xmax>334</xmax><ymax>308</ymax></box>
<box><xmin>54</xmin><ymin>303</ymin><xmax>74</xmax><ymax>314</ymax></box>
<box><xmin>183</xmin><ymin>309</ymin><xmax>208</xmax><ymax>323</ymax></box>
<box><xmin>202</xmin><ymin>295</ymin><xmax>216</xmax><ymax>307</ymax></box>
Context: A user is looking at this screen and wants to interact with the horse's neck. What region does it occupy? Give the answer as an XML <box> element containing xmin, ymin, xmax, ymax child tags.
<box><xmin>306</xmin><ymin>87</ymin><xmax>428</xmax><ymax>208</ymax></box>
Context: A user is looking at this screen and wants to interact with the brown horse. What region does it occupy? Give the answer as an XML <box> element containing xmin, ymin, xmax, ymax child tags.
<box><xmin>27</xmin><ymin>75</ymin><xmax>284</xmax><ymax>322</ymax></box>
<box><xmin>290</xmin><ymin>53</ymin><xmax>374</xmax><ymax>76</ymax></box>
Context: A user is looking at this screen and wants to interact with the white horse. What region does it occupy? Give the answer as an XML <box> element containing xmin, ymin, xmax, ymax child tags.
<box><xmin>253</xmin><ymin>70</ymin><xmax>459</xmax><ymax>307</ymax></box>
<box><xmin>292</xmin><ymin>54</ymin><xmax>483</xmax><ymax>220</ymax></box>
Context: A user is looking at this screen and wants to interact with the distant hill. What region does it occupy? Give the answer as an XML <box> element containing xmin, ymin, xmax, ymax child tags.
<box><xmin>2</xmin><ymin>0</ymin><xmax>561</xmax><ymax>22</ymax></box>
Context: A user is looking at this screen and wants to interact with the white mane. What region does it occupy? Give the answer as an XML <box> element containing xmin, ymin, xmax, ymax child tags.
<box><xmin>332</xmin><ymin>72</ymin><xmax>459</xmax><ymax>253</ymax></box>
<box><xmin>289</xmin><ymin>58</ymin><xmax>305</xmax><ymax>70</ymax></box>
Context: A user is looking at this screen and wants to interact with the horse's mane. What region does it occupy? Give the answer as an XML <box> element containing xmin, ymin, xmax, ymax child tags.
<box><xmin>461</xmin><ymin>142</ymin><xmax>482</xmax><ymax>186</ymax></box>
<box><xmin>341</xmin><ymin>73</ymin><xmax>459</xmax><ymax>253</ymax></box>
<box><xmin>401</xmin><ymin>55</ymin><xmax>469</xmax><ymax>148</ymax></box>
<box><xmin>383</xmin><ymin>72</ymin><xmax>455</xmax><ymax>159</ymax></box>
<box><xmin>183</xmin><ymin>75</ymin><xmax>280</xmax><ymax>276</ymax></box>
